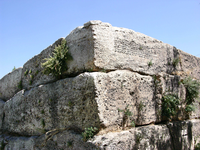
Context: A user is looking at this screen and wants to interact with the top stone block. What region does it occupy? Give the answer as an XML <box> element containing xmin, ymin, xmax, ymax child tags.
<box><xmin>19</xmin><ymin>20</ymin><xmax>200</xmax><ymax>90</ymax></box>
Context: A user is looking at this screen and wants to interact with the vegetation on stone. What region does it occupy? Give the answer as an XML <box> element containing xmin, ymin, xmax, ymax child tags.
<box><xmin>162</xmin><ymin>94</ymin><xmax>180</xmax><ymax>119</ymax></box>
<box><xmin>181</xmin><ymin>77</ymin><xmax>200</xmax><ymax>105</ymax></box>
<box><xmin>148</xmin><ymin>59</ymin><xmax>153</xmax><ymax>67</ymax></box>
<box><xmin>172</xmin><ymin>57</ymin><xmax>180</xmax><ymax>67</ymax></box>
<box><xmin>17</xmin><ymin>80</ymin><xmax>22</xmax><ymax>90</ymax></box>
<box><xmin>41</xmin><ymin>39</ymin><xmax>72</xmax><ymax>79</ymax></box>
<box><xmin>82</xmin><ymin>127</ymin><xmax>98</xmax><ymax>142</ymax></box>
<box><xmin>195</xmin><ymin>142</ymin><xmax>200</xmax><ymax>150</ymax></box>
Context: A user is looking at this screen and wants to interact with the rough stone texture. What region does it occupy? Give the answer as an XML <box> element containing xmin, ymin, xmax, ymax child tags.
<box><xmin>34</xmin><ymin>130</ymin><xmax>98</xmax><ymax>150</ymax></box>
<box><xmin>0</xmin><ymin>20</ymin><xmax>200</xmax><ymax>150</ymax></box>
<box><xmin>91</xmin><ymin>21</ymin><xmax>175</xmax><ymax>76</ymax></box>
<box><xmin>2</xmin><ymin>70</ymin><xmax>199</xmax><ymax>136</ymax></box>
<box><xmin>3</xmin><ymin>70</ymin><xmax>157</xmax><ymax>135</ymax></box>
<box><xmin>18</xmin><ymin>20</ymin><xmax>200</xmax><ymax>90</ymax></box>
<box><xmin>92</xmin><ymin>70</ymin><xmax>156</xmax><ymax>127</ymax></box>
<box><xmin>0</xmin><ymin>67</ymin><xmax>22</xmax><ymax>101</ymax></box>
<box><xmin>0</xmin><ymin>99</ymin><xmax>5</xmax><ymax>133</ymax></box>
<box><xmin>3</xmin><ymin>73</ymin><xmax>99</xmax><ymax>136</ymax></box>
<box><xmin>0</xmin><ymin>135</ymin><xmax>36</xmax><ymax>150</ymax></box>
<box><xmin>21</xmin><ymin>38</ymin><xmax>63</xmax><ymax>90</ymax></box>
<box><xmin>21</xmin><ymin>25</ymin><xmax>95</xmax><ymax>90</ymax></box>
<box><xmin>1</xmin><ymin>120</ymin><xmax>200</xmax><ymax>150</ymax></box>
<box><xmin>191</xmin><ymin>119</ymin><xmax>200</xmax><ymax>148</ymax></box>
<box><xmin>91</xmin><ymin>124</ymin><xmax>172</xmax><ymax>150</ymax></box>
<box><xmin>167</xmin><ymin>119</ymin><xmax>200</xmax><ymax>150</ymax></box>
<box><xmin>174</xmin><ymin>49</ymin><xmax>200</xmax><ymax>80</ymax></box>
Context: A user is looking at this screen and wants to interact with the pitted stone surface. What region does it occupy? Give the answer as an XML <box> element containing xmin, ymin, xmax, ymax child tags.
<box><xmin>0</xmin><ymin>67</ymin><xmax>22</xmax><ymax>101</ymax></box>
<box><xmin>0</xmin><ymin>20</ymin><xmax>200</xmax><ymax>150</ymax></box>
<box><xmin>18</xmin><ymin>20</ymin><xmax>200</xmax><ymax>90</ymax></box>
<box><xmin>91</xmin><ymin>70</ymin><xmax>156</xmax><ymax>127</ymax></box>
<box><xmin>91</xmin><ymin>124</ymin><xmax>172</xmax><ymax>150</ymax></box>
<box><xmin>3</xmin><ymin>73</ymin><xmax>100</xmax><ymax>136</ymax></box>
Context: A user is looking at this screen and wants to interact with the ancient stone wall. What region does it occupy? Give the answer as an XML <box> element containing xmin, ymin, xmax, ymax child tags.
<box><xmin>0</xmin><ymin>20</ymin><xmax>200</xmax><ymax>150</ymax></box>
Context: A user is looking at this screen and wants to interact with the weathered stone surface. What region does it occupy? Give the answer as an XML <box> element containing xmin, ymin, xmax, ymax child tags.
<box><xmin>3</xmin><ymin>73</ymin><xmax>99</xmax><ymax>136</ymax></box>
<box><xmin>173</xmin><ymin>49</ymin><xmax>200</xmax><ymax>80</ymax></box>
<box><xmin>3</xmin><ymin>70</ymin><xmax>156</xmax><ymax>135</ymax></box>
<box><xmin>167</xmin><ymin>119</ymin><xmax>200</xmax><ymax>150</ymax></box>
<box><xmin>91</xmin><ymin>124</ymin><xmax>172</xmax><ymax>150</ymax></box>
<box><xmin>0</xmin><ymin>67</ymin><xmax>22</xmax><ymax>101</ymax></box>
<box><xmin>0</xmin><ymin>135</ymin><xmax>36</xmax><ymax>150</ymax></box>
<box><xmin>2</xmin><ymin>70</ymin><xmax>198</xmax><ymax>136</ymax></box>
<box><xmin>0</xmin><ymin>131</ymin><xmax>98</xmax><ymax>150</ymax></box>
<box><xmin>22</xmin><ymin>25</ymin><xmax>95</xmax><ymax>90</ymax></box>
<box><xmin>191</xmin><ymin>119</ymin><xmax>200</xmax><ymax>148</ymax></box>
<box><xmin>21</xmin><ymin>38</ymin><xmax>63</xmax><ymax>90</ymax></box>
<box><xmin>0</xmin><ymin>20</ymin><xmax>200</xmax><ymax>150</ymax></box>
<box><xmin>0</xmin><ymin>99</ymin><xmax>5</xmax><ymax>133</ymax></box>
<box><xmin>34</xmin><ymin>130</ymin><xmax>98</xmax><ymax>150</ymax></box>
<box><xmin>92</xmin><ymin>70</ymin><xmax>156</xmax><ymax>127</ymax></box>
<box><xmin>1</xmin><ymin>120</ymin><xmax>200</xmax><ymax>150</ymax></box>
<box><xmin>20</xmin><ymin>20</ymin><xmax>200</xmax><ymax>90</ymax></box>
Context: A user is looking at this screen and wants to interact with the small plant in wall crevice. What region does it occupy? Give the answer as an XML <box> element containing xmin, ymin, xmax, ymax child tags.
<box><xmin>81</xmin><ymin>127</ymin><xmax>98</xmax><ymax>142</ymax></box>
<box><xmin>118</xmin><ymin>104</ymin><xmax>134</xmax><ymax>129</ymax></box>
<box><xmin>161</xmin><ymin>93</ymin><xmax>180</xmax><ymax>120</ymax></box>
<box><xmin>172</xmin><ymin>57</ymin><xmax>180</xmax><ymax>67</ymax></box>
<box><xmin>41</xmin><ymin>39</ymin><xmax>73</xmax><ymax>79</ymax></box>
<box><xmin>181</xmin><ymin>76</ymin><xmax>200</xmax><ymax>114</ymax></box>
<box><xmin>148</xmin><ymin>59</ymin><xmax>153</xmax><ymax>67</ymax></box>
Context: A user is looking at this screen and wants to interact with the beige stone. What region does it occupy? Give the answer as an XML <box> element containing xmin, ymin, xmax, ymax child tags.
<box><xmin>19</xmin><ymin>20</ymin><xmax>200</xmax><ymax>91</ymax></box>
<box><xmin>3</xmin><ymin>73</ymin><xmax>99</xmax><ymax>136</ymax></box>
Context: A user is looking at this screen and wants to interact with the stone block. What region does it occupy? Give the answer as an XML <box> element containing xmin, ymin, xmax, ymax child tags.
<box><xmin>91</xmin><ymin>124</ymin><xmax>172</xmax><ymax>150</ymax></box>
<box><xmin>21</xmin><ymin>38</ymin><xmax>63</xmax><ymax>90</ymax></box>
<box><xmin>3</xmin><ymin>72</ymin><xmax>99</xmax><ymax>136</ymax></box>
<box><xmin>0</xmin><ymin>68</ymin><xmax>22</xmax><ymax>101</ymax></box>
<box><xmin>3</xmin><ymin>70</ymin><xmax>157</xmax><ymax>135</ymax></box>
<box><xmin>93</xmin><ymin>70</ymin><xmax>156</xmax><ymax>127</ymax></box>
<box><xmin>20</xmin><ymin>20</ymin><xmax>200</xmax><ymax>90</ymax></box>
<box><xmin>174</xmin><ymin>49</ymin><xmax>200</xmax><ymax>80</ymax></box>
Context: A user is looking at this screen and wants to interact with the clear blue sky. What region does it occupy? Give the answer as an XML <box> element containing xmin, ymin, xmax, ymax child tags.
<box><xmin>0</xmin><ymin>0</ymin><xmax>200</xmax><ymax>79</ymax></box>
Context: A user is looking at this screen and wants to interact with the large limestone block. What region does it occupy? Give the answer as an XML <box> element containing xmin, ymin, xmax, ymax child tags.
<box><xmin>21</xmin><ymin>24</ymin><xmax>95</xmax><ymax>90</ymax></box>
<box><xmin>92</xmin><ymin>70</ymin><xmax>156</xmax><ymax>127</ymax></box>
<box><xmin>0</xmin><ymin>67</ymin><xmax>22</xmax><ymax>101</ymax></box>
<box><xmin>3</xmin><ymin>70</ymin><xmax>156</xmax><ymax>135</ymax></box>
<box><xmin>91</xmin><ymin>124</ymin><xmax>172</xmax><ymax>150</ymax></box>
<box><xmin>90</xmin><ymin>21</ymin><xmax>175</xmax><ymax>76</ymax></box>
<box><xmin>174</xmin><ymin>49</ymin><xmax>200</xmax><ymax>80</ymax></box>
<box><xmin>20</xmin><ymin>20</ymin><xmax>200</xmax><ymax>90</ymax></box>
<box><xmin>3</xmin><ymin>73</ymin><xmax>100</xmax><ymax>136</ymax></box>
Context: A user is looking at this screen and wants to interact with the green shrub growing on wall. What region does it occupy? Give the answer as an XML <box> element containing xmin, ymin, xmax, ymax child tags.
<box><xmin>181</xmin><ymin>77</ymin><xmax>200</xmax><ymax>105</ymax></box>
<box><xmin>41</xmin><ymin>39</ymin><xmax>72</xmax><ymax>79</ymax></box>
<box><xmin>181</xmin><ymin>77</ymin><xmax>200</xmax><ymax>114</ymax></box>
<box><xmin>82</xmin><ymin>127</ymin><xmax>98</xmax><ymax>142</ymax></box>
<box><xmin>195</xmin><ymin>142</ymin><xmax>200</xmax><ymax>150</ymax></box>
<box><xmin>172</xmin><ymin>57</ymin><xmax>180</xmax><ymax>67</ymax></box>
<box><xmin>162</xmin><ymin>94</ymin><xmax>180</xmax><ymax>119</ymax></box>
